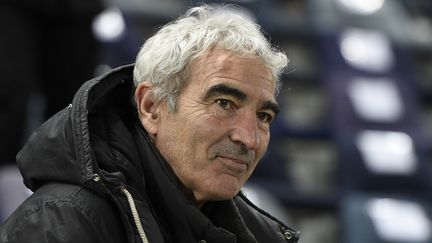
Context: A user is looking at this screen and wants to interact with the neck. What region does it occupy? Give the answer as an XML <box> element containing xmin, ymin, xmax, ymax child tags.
<box><xmin>178</xmin><ymin>182</ymin><xmax>206</xmax><ymax>208</ymax></box>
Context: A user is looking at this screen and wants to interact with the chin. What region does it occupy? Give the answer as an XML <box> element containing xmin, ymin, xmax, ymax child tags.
<box><xmin>210</xmin><ymin>184</ymin><xmax>242</xmax><ymax>201</ymax></box>
<box><xmin>196</xmin><ymin>176</ymin><xmax>245</xmax><ymax>202</ymax></box>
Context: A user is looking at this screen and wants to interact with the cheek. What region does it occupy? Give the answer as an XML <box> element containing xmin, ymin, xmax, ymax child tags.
<box><xmin>257</xmin><ymin>132</ymin><xmax>270</xmax><ymax>158</ymax></box>
<box><xmin>154</xmin><ymin>117</ymin><xmax>190</xmax><ymax>164</ymax></box>
<box><xmin>193</xmin><ymin>115</ymin><xmax>227</xmax><ymax>141</ymax></box>
<box><xmin>158</xmin><ymin>115</ymin><xmax>218</xmax><ymax>163</ymax></box>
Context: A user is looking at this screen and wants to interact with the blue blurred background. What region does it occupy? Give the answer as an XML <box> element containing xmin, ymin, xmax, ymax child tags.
<box><xmin>1</xmin><ymin>1</ymin><xmax>432</xmax><ymax>242</ymax></box>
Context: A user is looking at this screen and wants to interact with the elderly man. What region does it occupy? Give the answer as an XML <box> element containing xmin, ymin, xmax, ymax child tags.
<box><xmin>0</xmin><ymin>5</ymin><xmax>299</xmax><ymax>243</ymax></box>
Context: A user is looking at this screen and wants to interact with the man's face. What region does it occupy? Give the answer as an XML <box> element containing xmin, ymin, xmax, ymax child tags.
<box><xmin>153</xmin><ymin>49</ymin><xmax>278</xmax><ymax>206</ymax></box>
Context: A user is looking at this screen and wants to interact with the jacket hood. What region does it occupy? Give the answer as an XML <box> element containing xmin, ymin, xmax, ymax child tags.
<box><xmin>17</xmin><ymin>64</ymin><xmax>138</xmax><ymax>192</ymax></box>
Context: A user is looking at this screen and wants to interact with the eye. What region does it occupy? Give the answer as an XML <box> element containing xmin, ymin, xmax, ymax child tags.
<box><xmin>257</xmin><ymin>112</ymin><xmax>274</xmax><ymax>123</ymax></box>
<box><xmin>216</xmin><ymin>99</ymin><xmax>234</xmax><ymax>110</ymax></box>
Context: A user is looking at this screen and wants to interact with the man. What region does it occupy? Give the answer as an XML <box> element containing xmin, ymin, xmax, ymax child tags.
<box><xmin>0</xmin><ymin>5</ymin><xmax>299</xmax><ymax>243</ymax></box>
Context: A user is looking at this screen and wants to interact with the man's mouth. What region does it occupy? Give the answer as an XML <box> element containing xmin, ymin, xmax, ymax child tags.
<box><xmin>217</xmin><ymin>155</ymin><xmax>249</xmax><ymax>173</ymax></box>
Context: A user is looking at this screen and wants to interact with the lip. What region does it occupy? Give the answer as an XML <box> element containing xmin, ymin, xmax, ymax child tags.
<box><xmin>217</xmin><ymin>155</ymin><xmax>248</xmax><ymax>173</ymax></box>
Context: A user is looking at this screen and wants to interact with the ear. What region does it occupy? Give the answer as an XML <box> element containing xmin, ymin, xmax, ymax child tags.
<box><xmin>135</xmin><ymin>82</ymin><xmax>161</xmax><ymax>136</ymax></box>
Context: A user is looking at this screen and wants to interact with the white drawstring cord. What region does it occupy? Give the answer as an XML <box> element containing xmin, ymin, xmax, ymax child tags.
<box><xmin>121</xmin><ymin>187</ymin><xmax>150</xmax><ymax>243</ymax></box>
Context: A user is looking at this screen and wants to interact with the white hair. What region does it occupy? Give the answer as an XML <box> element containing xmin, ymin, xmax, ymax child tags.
<box><xmin>133</xmin><ymin>4</ymin><xmax>288</xmax><ymax>110</ymax></box>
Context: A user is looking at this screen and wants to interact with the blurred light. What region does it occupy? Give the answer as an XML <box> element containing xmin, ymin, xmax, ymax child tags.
<box><xmin>242</xmin><ymin>186</ymin><xmax>261</xmax><ymax>205</ymax></box>
<box><xmin>0</xmin><ymin>165</ymin><xmax>33</xmax><ymax>221</ymax></box>
<box><xmin>92</xmin><ymin>7</ymin><xmax>125</xmax><ymax>42</ymax></box>
<box><xmin>337</xmin><ymin>0</ymin><xmax>385</xmax><ymax>15</ymax></box>
<box><xmin>357</xmin><ymin>130</ymin><xmax>417</xmax><ymax>175</ymax></box>
<box><xmin>367</xmin><ymin>198</ymin><xmax>431</xmax><ymax>242</ymax></box>
<box><xmin>242</xmin><ymin>183</ymin><xmax>292</xmax><ymax>225</ymax></box>
<box><xmin>340</xmin><ymin>28</ymin><xmax>394</xmax><ymax>72</ymax></box>
<box><xmin>347</xmin><ymin>77</ymin><xmax>403</xmax><ymax>122</ymax></box>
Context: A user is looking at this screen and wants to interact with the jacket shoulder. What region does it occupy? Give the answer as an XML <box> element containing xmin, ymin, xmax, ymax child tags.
<box><xmin>234</xmin><ymin>193</ymin><xmax>300</xmax><ymax>243</ymax></box>
<box><xmin>0</xmin><ymin>183</ymin><xmax>126</xmax><ymax>243</ymax></box>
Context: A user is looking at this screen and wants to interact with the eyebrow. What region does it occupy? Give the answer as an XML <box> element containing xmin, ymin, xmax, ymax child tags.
<box><xmin>204</xmin><ymin>84</ymin><xmax>280</xmax><ymax>115</ymax></box>
<box><xmin>203</xmin><ymin>84</ymin><xmax>247</xmax><ymax>101</ymax></box>
<box><xmin>262</xmin><ymin>101</ymin><xmax>280</xmax><ymax>116</ymax></box>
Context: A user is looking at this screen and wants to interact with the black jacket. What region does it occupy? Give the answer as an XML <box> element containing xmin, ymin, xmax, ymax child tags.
<box><xmin>0</xmin><ymin>65</ymin><xmax>300</xmax><ymax>243</ymax></box>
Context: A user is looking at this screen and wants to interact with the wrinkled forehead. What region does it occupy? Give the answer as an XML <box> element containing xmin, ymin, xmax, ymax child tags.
<box><xmin>189</xmin><ymin>48</ymin><xmax>276</xmax><ymax>92</ymax></box>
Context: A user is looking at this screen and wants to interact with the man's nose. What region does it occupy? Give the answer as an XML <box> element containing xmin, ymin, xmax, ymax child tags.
<box><xmin>229</xmin><ymin>112</ymin><xmax>259</xmax><ymax>151</ymax></box>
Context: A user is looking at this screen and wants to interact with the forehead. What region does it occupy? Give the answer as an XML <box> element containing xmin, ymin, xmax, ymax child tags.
<box><xmin>187</xmin><ymin>49</ymin><xmax>276</xmax><ymax>99</ymax></box>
